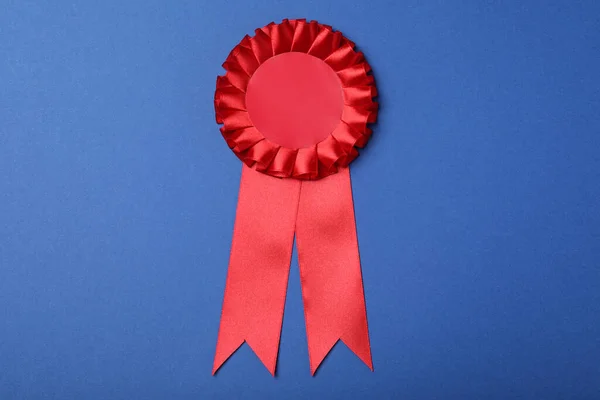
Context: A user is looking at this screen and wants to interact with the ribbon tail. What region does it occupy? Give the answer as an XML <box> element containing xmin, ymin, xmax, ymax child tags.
<box><xmin>213</xmin><ymin>165</ymin><xmax>301</xmax><ymax>376</ymax></box>
<box><xmin>295</xmin><ymin>167</ymin><xmax>373</xmax><ymax>375</ymax></box>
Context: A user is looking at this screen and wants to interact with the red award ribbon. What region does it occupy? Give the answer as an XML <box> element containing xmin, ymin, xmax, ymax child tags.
<box><xmin>213</xmin><ymin>19</ymin><xmax>378</xmax><ymax>375</ymax></box>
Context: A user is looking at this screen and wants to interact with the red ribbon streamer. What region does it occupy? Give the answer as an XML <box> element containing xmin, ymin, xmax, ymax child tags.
<box><xmin>213</xmin><ymin>165</ymin><xmax>372</xmax><ymax>375</ymax></box>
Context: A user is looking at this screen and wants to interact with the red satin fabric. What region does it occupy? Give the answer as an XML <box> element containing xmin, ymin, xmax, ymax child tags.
<box><xmin>213</xmin><ymin>19</ymin><xmax>377</xmax><ymax>376</ymax></box>
<box><xmin>213</xmin><ymin>166</ymin><xmax>301</xmax><ymax>375</ymax></box>
<box><xmin>214</xmin><ymin>18</ymin><xmax>378</xmax><ymax>180</ymax></box>
<box><xmin>213</xmin><ymin>166</ymin><xmax>372</xmax><ymax>375</ymax></box>
<box><xmin>296</xmin><ymin>167</ymin><xmax>372</xmax><ymax>374</ymax></box>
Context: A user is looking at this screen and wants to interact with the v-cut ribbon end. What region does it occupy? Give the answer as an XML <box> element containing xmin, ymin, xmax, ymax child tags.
<box><xmin>309</xmin><ymin>337</ymin><xmax>374</xmax><ymax>376</ymax></box>
<box><xmin>213</xmin><ymin>337</ymin><xmax>279</xmax><ymax>376</ymax></box>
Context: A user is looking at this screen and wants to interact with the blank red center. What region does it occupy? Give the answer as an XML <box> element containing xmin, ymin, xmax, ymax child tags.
<box><xmin>245</xmin><ymin>52</ymin><xmax>344</xmax><ymax>149</ymax></box>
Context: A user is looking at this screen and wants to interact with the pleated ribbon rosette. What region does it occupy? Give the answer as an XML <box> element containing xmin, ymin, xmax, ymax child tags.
<box><xmin>213</xmin><ymin>19</ymin><xmax>378</xmax><ymax>376</ymax></box>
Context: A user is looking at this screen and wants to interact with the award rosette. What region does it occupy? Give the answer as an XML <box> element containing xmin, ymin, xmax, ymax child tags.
<box><xmin>213</xmin><ymin>19</ymin><xmax>378</xmax><ymax>376</ymax></box>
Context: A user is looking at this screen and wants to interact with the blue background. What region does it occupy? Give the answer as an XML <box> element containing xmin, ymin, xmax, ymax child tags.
<box><xmin>1</xmin><ymin>0</ymin><xmax>599</xmax><ymax>398</ymax></box>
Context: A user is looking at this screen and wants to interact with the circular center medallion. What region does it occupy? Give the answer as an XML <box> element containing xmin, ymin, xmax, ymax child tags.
<box><xmin>245</xmin><ymin>52</ymin><xmax>344</xmax><ymax>149</ymax></box>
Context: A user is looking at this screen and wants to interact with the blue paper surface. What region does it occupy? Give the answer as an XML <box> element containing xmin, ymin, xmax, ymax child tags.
<box><xmin>1</xmin><ymin>0</ymin><xmax>599</xmax><ymax>398</ymax></box>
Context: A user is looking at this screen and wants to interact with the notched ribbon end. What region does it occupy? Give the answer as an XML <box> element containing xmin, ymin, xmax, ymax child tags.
<box><xmin>213</xmin><ymin>336</ymin><xmax>279</xmax><ymax>376</ymax></box>
<box><xmin>309</xmin><ymin>337</ymin><xmax>373</xmax><ymax>376</ymax></box>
